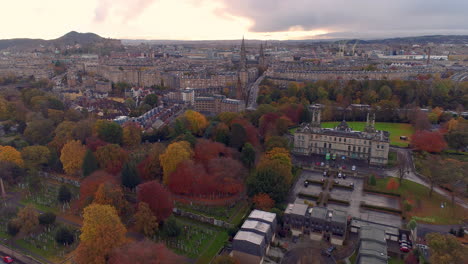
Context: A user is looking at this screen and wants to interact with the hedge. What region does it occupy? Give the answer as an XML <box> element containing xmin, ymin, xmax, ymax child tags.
<box><xmin>298</xmin><ymin>193</ymin><xmax>319</xmax><ymax>200</ymax></box>
<box><xmin>362</xmin><ymin>188</ymin><xmax>401</xmax><ymax>197</ymax></box>
<box><xmin>360</xmin><ymin>202</ymin><xmax>402</xmax><ymax>214</ymax></box>
<box><xmin>306</xmin><ymin>179</ymin><xmax>325</xmax><ymax>186</ymax></box>
<box><xmin>332</xmin><ymin>183</ymin><xmax>354</xmax><ymax>191</ymax></box>
<box><xmin>328</xmin><ymin>197</ymin><xmax>350</xmax><ymax>206</ymax></box>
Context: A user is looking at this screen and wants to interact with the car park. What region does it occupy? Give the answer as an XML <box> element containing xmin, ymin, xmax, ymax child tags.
<box><xmin>2</xmin><ymin>256</ymin><xmax>13</xmax><ymax>264</ymax></box>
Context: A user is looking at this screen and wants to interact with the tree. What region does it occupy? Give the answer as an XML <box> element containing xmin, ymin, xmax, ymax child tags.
<box><xmin>0</xmin><ymin>145</ymin><xmax>24</xmax><ymax>167</ymax></box>
<box><xmin>137</xmin><ymin>181</ymin><xmax>173</xmax><ymax>221</ymax></box>
<box><xmin>426</xmin><ymin>233</ymin><xmax>468</xmax><ymax>264</ymax></box>
<box><xmin>58</xmin><ymin>185</ymin><xmax>72</xmax><ymax>203</ymax></box>
<box><xmin>265</xmin><ymin>136</ymin><xmax>289</xmax><ymax>151</ymax></box>
<box><xmin>55</xmin><ymin>226</ymin><xmax>75</xmax><ymax>245</ymax></box>
<box><xmin>108</xmin><ymin>240</ymin><xmax>182</xmax><ymax>264</ymax></box>
<box><xmin>184</xmin><ymin>110</ymin><xmax>208</xmax><ymax>136</ymax></box>
<box><xmin>95</xmin><ymin>144</ymin><xmax>128</xmax><ymax>175</ymax></box>
<box><xmin>7</xmin><ymin>220</ymin><xmax>21</xmax><ymax>236</ymax></box>
<box><xmin>137</xmin><ymin>143</ymin><xmax>165</xmax><ymax>181</ymax></box>
<box><xmin>78</xmin><ymin>170</ymin><xmax>117</xmax><ymax>209</ymax></box>
<box><xmin>229</xmin><ymin>123</ymin><xmax>247</xmax><ymax>150</ymax></box>
<box><xmin>253</xmin><ymin>193</ymin><xmax>275</xmax><ymax>211</ymax></box>
<box><xmin>82</xmin><ymin>149</ymin><xmax>99</xmax><ymax>177</ymax></box>
<box><xmin>94</xmin><ymin>120</ymin><xmax>123</xmax><ymax>144</ymax></box>
<box><xmin>39</xmin><ymin>212</ymin><xmax>56</xmax><ymax>227</ymax></box>
<box><xmin>61</xmin><ymin>140</ymin><xmax>87</xmax><ymax>175</ymax></box>
<box><xmin>162</xmin><ymin>217</ymin><xmax>180</xmax><ymax>237</ymax></box>
<box><xmin>212</xmin><ymin>255</ymin><xmax>240</xmax><ymax>264</ymax></box>
<box><xmin>397</xmin><ymin>152</ymin><xmax>407</xmax><ymax>184</ymax></box>
<box><xmin>143</xmin><ymin>94</ymin><xmax>158</xmax><ymax>107</ymax></box>
<box><xmin>159</xmin><ymin>141</ymin><xmax>192</xmax><ymax>185</ymax></box>
<box><xmin>411</xmin><ymin>130</ymin><xmax>447</xmax><ymax>153</ymax></box>
<box><xmin>49</xmin><ymin>121</ymin><xmax>77</xmax><ymax>152</ymax></box>
<box><xmin>122</xmin><ymin>122</ymin><xmax>142</xmax><ymax>147</ymax></box>
<box><xmin>213</xmin><ymin>123</ymin><xmax>230</xmax><ymax>145</ymax></box>
<box><xmin>134</xmin><ymin>202</ymin><xmax>158</xmax><ymax>237</ymax></box>
<box><xmin>445</xmin><ymin>118</ymin><xmax>468</xmax><ymax>151</ymax></box>
<box><xmin>15</xmin><ymin>204</ymin><xmax>39</xmax><ymax>234</ymax></box>
<box><xmin>93</xmin><ymin>183</ymin><xmax>128</xmax><ymax>216</ymax></box>
<box><xmin>21</xmin><ymin>146</ymin><xmax>50</xmax><ymax>171</ymax></box>
<box><xmin>420</xmin><ymin>156</ymin><xmax>446</xmax><ymax>197</ymax></box>
<box><xmin>386</xmin><ymin>178</ymin><xmax>399</xmax><ymax>191</ymax></box>
<box><xmin>75</xmin><ymin>204</ymin><xmax>127</xmax><ymax>264</ymax></box>
<box><xmin>121</xmin><ymin>162</ymin><xmax>140</xmax><ymax>189</ymax></box>
<box><xmin>240</xmin><ymin>143</ymin><xmax>256</xmax><ymax>169</ymax></box>
<box><xmin>369</xmin><ymin>174</ymin><xmax>377</xmax><ymax>186</ymax></box>
<box><xmin>248</xmin><ymin>165</ymin><xmax>289</xmax><ymax>203</ymax></box>
<box><xmin>23</xmin><ymin>119</ymin><xmax>54</xmax><ymax>145</ymax></box>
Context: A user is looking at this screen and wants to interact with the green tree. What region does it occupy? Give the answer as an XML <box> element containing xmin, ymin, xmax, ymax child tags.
<box><xmin>240</xmin><ymin>143</ymin><xmax>256</xmax><ymax>169</ymax></box>
<box><xmin>23</xmin><ymin>119</ymin><xmax>54</xmax><ymax>144</ymax></box>
<box><xmin>39</xmin><ymin>212</ymin><xmax>56</xmax><ymax>227</ymax></box>
<box><xmin>369</xmin><ymin>174</ymin><xmax>377</xmax><ymax>186</ymax></box>
<box><xmin>21</xmin><ymin>145</ymin><xmax>50</xmax><ymax>171</ymax></box>
<box><xmin>229</xmin><ymin>123</ymin><xmax>247</xmax><ymax>150</ymax></box>
<box><xmin>121</xmin><ymin>162</ymin><xmax>140</xmax><ymax>189</ymax></box>
<box><xmin>247</xmin><ymin>165</ymin><xmax>289</xmax><ymax>203</ymax></box>
<box><xmin>426</xmin><ymin>233</ymin><xmax>468</xmax><ymax>264</ymax></box>
<box><xmin>82</xmin><ymin>149</ymin><xmax>99</xmax><ymax>177</ymax></box>
<box><xmin>58</xmin><ymin>185</ymin><xmax>72</xmax><ymax>203</ymax></box>
<box><xmin>143</xmin><ymin>94</ymin><xmax>158</xmax><ymax>107</ymax></box>
<box><xmin>94</xmin><ymin>120</ymin><xmax>123</xmax><ymax>144</ymax></box>
<box><xmin>55</xmin><ymin>226</ymin><xmax>75</xmax><ymax>245</ymax></box>
<box><xmin>162</xmin><ymin>218</ymin><xmax>181</xmax><ymax>237</ymax></box>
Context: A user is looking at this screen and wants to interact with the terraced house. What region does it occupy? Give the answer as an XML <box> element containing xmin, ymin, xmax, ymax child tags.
<box><xmin>293</xmin><ymin>105</ymin><xmax>390</xmax><ymax>165</ymax></box>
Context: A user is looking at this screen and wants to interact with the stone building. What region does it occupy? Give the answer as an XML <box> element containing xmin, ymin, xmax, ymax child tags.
<box><xmin>356</xmin><ymin>226</ymin><xmax>388</xmax><ymax>264</ymax></box>
<box><xmin>193</xmin><ymin>94</ymin><xmax>245</xmax><ymax>115</ymax></box>
<box><xmin>293</xmin><ymin>105</ymin><xmax>390</xmax><ymax>165</ymax></box>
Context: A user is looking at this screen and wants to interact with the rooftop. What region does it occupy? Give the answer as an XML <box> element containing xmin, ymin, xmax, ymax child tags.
<box><xmin>248</xmin><ymin>209</ymin><xmax>277</xmax><ymax>224</ymax></box>
<box><xmin>331</xmin><ymin>210</ymin><xmax>347</xmax><ymax>224</ymax></box>
<box><xmin>285</xmin><ymin>203</ymin><xmax>308</xmax><ymax>216</ymax></box>
<box><xmin>310</xmin><ymin>206</ymin><xmax>328</xmax><ymax>220</ymax></box>
<box><xmin>233</xmin><ymin>230</ymin><xmax>264</xmax><ymax>246</ymax></box>
<box><xmin>241</xmin><ymin>220</ymin><xmax>271</xmax><ymax>234</ymax></box>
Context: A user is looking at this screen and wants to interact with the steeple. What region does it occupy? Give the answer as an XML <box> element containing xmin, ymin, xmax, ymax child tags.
<box><xmin>259</xmin><ymin>43</ymin><xmax>265</xmax><ymax>68</ymax></box>
<box><xmin>239</xmin><ymin>36</ymin><xmax>247</xmax><ymax>71</ymax></box>
<box><xmin>235</xmin><ymin>75</ymin><xmax>244</xmax><ymax>101</ymax></box>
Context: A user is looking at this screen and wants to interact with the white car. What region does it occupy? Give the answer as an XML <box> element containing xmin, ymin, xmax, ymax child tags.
<box><xmin>352</xmin><ymin>165</ymin><xmax>356</xmax><ymax>171</ymax></box>
<box><xmin>338</xmin><ymin>172</ymin><xmax>342</xmax><ymax>178</ymax></box>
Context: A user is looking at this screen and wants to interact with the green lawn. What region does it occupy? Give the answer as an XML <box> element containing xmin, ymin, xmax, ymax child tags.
<box><xmin>321</xmin><ymin>122</ymin><xmax>414</xmax><ymax>147</ymax></box>
<box><xmin>388</xmin><ymin>257</ymin><xmax>404</xmax><ymax>264</ymax></box>
<box><xmin>175</xmin><ymin>200</ymin><xmax>250</xmax><ymax>224</ymax></box>
<box><xmin>367</xmin><ymin>177</ymin><xmax>468</xmax><ymax>224</ymax></box>
<box><xmin>196</xmin><ymin>231</ymin><xmax>229</xmax><ymax>264</ymax></box>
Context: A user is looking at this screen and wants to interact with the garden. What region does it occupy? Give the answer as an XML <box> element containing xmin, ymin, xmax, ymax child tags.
<box><xmin>365</xmin><ymin>176</ymin><xmax>468</xmax><ymax>224</ymax></box>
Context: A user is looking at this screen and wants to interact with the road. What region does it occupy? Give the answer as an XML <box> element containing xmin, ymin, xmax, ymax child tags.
<box><xmin>0</xmin><ymin>249</ymin><xmax>27</xmax><ymax>264</ymax></box>
<box><xmin>246</xmin><ymin>73</ymin><xmax>266</xmax><ymax>110</ymax></box>
<box><xmin>386</xmin><ymin>148</ymin><xmax>468</xmax><ymax>210</ymax></box>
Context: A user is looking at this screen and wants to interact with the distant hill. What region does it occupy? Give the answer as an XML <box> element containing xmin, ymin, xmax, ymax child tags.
<box><xmin>0</xmin><ymin>31</ymin><xmax>119</xmax><ymax>51</ymax></box>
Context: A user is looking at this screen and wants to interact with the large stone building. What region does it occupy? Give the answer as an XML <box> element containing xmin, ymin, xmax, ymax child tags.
<box><xmin>194</xmin><ymin>94</ymin><xmax>245</xmax><ymax>114</ymax></box>
<box><xmin>293</xmin><ymin>105</ymin><xmax>390</xmax><ymax>165</ymax></box>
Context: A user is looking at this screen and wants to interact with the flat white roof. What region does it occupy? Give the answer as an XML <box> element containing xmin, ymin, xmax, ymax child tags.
<box><xmin>241</xmin><ymin>220</ymin><xmax>270</xmax><ymax>234</ymax></box>
<box><xmin>248</xmin><ymin>209</ymin><xmax>276</xmax><ymax>223</ymax></box>
<box><xmin>233</xmin><ymin>230</ymin><xmax>264</xmax><ymax>245</ymax></box>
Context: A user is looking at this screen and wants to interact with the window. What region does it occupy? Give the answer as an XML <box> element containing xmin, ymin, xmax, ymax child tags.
<box><xmin>353</xmin><ymin>146</ymin><xmax>356</xmax><ymax>152</ymax></box>
<box><xmin>324</xmin><ymin>143</ymin><xmax>327</xmax><ymax>148</ymax></box>
<box><xmin>329</xmin><ymin>143</ymin><xmax>332</xmax><ymax>149</ymax></box>
<box><xmin>339</xmin><ymin>138</ymin><xmax>342</xmax><ymax>142</ymax></box>
<box><xmin>348</xmin><ymin>146</ymin><xmax>351</xmax><ymax>151</ymax></box>
<box><xmin>334</xmin><ymin>137</ymin><xmax>336</xmax><ymax>141</ymax></box>
<box><xmin>358</xmin><ymin>147</ymin><xmax>361</xmax><ymax>152</ymax></box>
<box><xmin>344</xmin><ymin>138</ymin><xmax>346</xmax><ymax>143</ymax></box>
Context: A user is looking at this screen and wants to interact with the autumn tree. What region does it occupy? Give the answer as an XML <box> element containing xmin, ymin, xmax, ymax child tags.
<box><xmin>419</xmin><ymin>156</ymin><xmax>446</xmax><ymax>197</ymax></box>
<box><xmin>49</xmin><ymin>121</ymin><xmax>77</xmax><ymax>152</ymax></box>
<box><xmin>23</xmin><ymin>118</ymin><xmax>54</xmax><ymax>145</ymax></box>
<box><xmin>240</xmin><ymin>143</ymin><xmax>256</xmax><ymax>169</ymax></box>
<box><xmin>15</xmin><ymin>204</ymin><xmax>39</xmax><ymax>234</ymax></box>
<box><xmin>411</xmin><ymin>130</ymin><xmax>447</xmax><ymax>153</ymax></box>
<box><xmin>265</xmin><ymin>136</ymin><xmax>289</xmax><ymax>151</ymax></box>
<box><xmin>122</xmin><ymin>122</ymin><xmax>142</xmax><ymax>147</ymax></box>
<box><xmin>212</xmin><ymin>255</ymin><xmax>240</xmax><ymax>264</ymax></box>
<box><xmin>61</xmin><ymin>140</ymin><xmax>87</xmax><ymax>175</ymax></box>
<box><xmin>94</xmin><ymin>183</ymin><xmax>128</xmax><ymax>216</ymax></box>
<box><xmin>159</xmin><ymin>141</ymin><xmax>192</xmax><ymax>185</ymax></box>
<box><xmin>213</xmin><ymin>123</ymin><xmax>230</xmax><ymax>145</ymax></box>
<box><xmin>184</xmin><ymin>110</ymin><xmax>208</xmax><ymax>136</ymax></box>
<box><xmin>75</xmin><ymin>204</ymin><xmax>127</xmax><ymax>264</ymax></box>
<box><xmin>229</xmin><ymin>123</ymin><xmax>247</xmax><ymax>150</ymax></box>
<box><xmin>253</xmin><ymin>193</ymin><xmax>275</xmax><ymax>211</ymax></box>
<box><xmin>95</xmin><ymin>144</ymin><xmax>128</xmax><ymax>175</ymax></box>
<box><xmin>108</xmin><ymin>240</ymin><xmax>182</xmax><ymax>264</ymax></box>
<box><xmin>137</xmin><ymin>143</ymin><xmax>165</xmax><ymax>181</ymax></box>
<box><xmin>134</xmin><ymin>202</ymin><xmax>158</xmax><ymax>237</ymax></box>
<box><xmin>445</xmin><ymin>118</ymin><xmax>468</xmax><ymax>151</ymax></box>
<box><xmin>137</xmin><ymin>181</ymin><xmax>173</xmax><ymax>221</ymax></box>
<box><xmin>0</xmin><ymin>145</ymin><xmax>24</xmax><ymax>167</ymax></box>
<box><xmin>386</xmin><ymin>178</ymin><xmax>399</xmax><ymax>191</ymax></box>
<box><xmin>78</xmin><ymin>171</ymin><xmax>117</xmax><ymax>209</ymax></box>
<box><xmin>82</xmin><ymin>149</ymin><xmax>99</xmax><ymax>177</ymax></box>
<box><xmin>21</xmin><ymin>145</ymin><xmax>50</xmax><ymax>171</ymax></box>
<box><xmin>94</xmin><ymin>120</ymin><xmax>123</xmax><ymax>145</ymax></box>
<box><xmin>193</xmin><ymin>139</ymin><xmax>232</xmax><ymax>165</ymax></box>
<box><xmin>121</xmin><ymin>162</ymin><xmax>140</xmax><ymax>189</ymax></box>
<box><xmin>426</xmin><ymin>233</ymin><xmax>468</xmax><ymax>264</ymax></box>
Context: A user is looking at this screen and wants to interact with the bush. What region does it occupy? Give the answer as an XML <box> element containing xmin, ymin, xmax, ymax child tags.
<box><xmin>403</xmin><ymin>200</ymin><xmax>413</xmax><ymax>212</ymax></box>
<box><xmin>360</xmin><ymin>202</ymin><xmax>402</xmax><ymax>214</ymax></box>
<box><xmin>362</xmin><ymin>188</ymin><xmax>401</xmax><ymax>197</ymax></box>
<box><xmin>162</xmin><ymin>218</ymin><xmax>181</xmax><ymax>237</ymax></box>
<box><xmin>55</xmin><ymin>226</ymin><xmax>75</xmax><ymax>245</ymax></box>
<box><xmin>369</xmin><ymin>175</ymin><xmax>377</xmax><ymax>186</ymax></box>
<box><xmin>7</xmin><ymin>220</ymin><xmax>20</xmax><ymax>236</ymax></box>
<box><xmin>457</xmin><ymin>227</ymin><xmax>464</xmax><ymax>238</ymax></box>
<box><xmin>58</xmin><ymin>185</ymin><xmax>72</xmax><ymax>203</ymax></box>
<box><xmin>39</xmin><ymin>212</ymin><xmax>56</xmax><ymax>226</ymax></box>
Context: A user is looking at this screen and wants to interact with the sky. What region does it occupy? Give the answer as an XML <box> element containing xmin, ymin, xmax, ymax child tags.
<box><xmin>1</xmin><ymin>0</ymin><xmax>467</xmax><ymax>40</ymax></box>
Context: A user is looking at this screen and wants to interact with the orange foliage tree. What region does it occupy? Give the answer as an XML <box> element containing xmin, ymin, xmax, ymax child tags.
<box><xmin>386</xmin><ymin>178</ymin><xmax>400</xmax><ymax>191</ymax></box>
<box><xmin>159</xmin><ymin>141</ymin><xmax>192</xmax><ymax>185</ymax></box>
<box><xmin>60</xmin><ymin>140</ymin><xmax>86</xmax><ymax>175</ymax></box>
<box><xmin>184</xmin><ymin>110</ymin><xmax>208</xmax><ymax>136</ymax></box>
<box><xmin>137</xmin><ymin>181</ymin><xmax>173</xmax><ymax>221</ymax></box>
<box><xmin>75</xmin><ymin>204</ymin><xmax>127</xmax><ymax>264</ymax></box>
<box><xmin>94</xmin><ymin>183</ymin><xmax>128</xmax><ymax>216</ymax></box>
<box><xmin>137</xmin><ymin>143</ymin><xmax>165</xmax><ymax>181</ymax></box>
<box><xmin>0</xmin><ymin>145</ymin><xmax>24</xmax><ymax>167</ymax></box>
<box><xmin>95</xmin><ymin>144</ymin><xmax>128</xmax><ymax>175</ymax></box>
<box><xmin>253</xmin><ymin>193</ymin><xmax>275</xmax><ymax>211</ymax></box>
<box><xmin>122</xmin><ymin>122</ymin><xmax>142</xmax><ymax>147</ymax></box>
<box><xmin>78</xmin><ymin>170</ymin><xmax>117</xmax><ymax>210</ymax></box>
<box><xmin>411</xmin><ymin>130</ymin><xmax>447</xmax><ymax>153</ymax></box>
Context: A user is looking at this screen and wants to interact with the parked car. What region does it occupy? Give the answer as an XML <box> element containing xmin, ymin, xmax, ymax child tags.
<box><xmin>323</xmin><ymin>170</ymin><xmax>328</xmax><ymax>177</ymax></box>
<box><xmin>323</xmin><ymin>245</ymin><xmax>336</xmax><ymax>256</ymax></box>
<box><xmin>315</xmin><ymin>162</ymin><xmax>321</xmax><ymax>166</ymax></box>
<box><xmin>304</xmin><ymin>180</ymin><xmax>309</xmax><ymax>187</ymax></box>
<box><xmin>320</xmin><ymin>162</ymin><xmax>325</xmax><ymax>167</ymax></box>
<box><xmin>342</xmin><ymin>165</ymin><xmax>347</xmax><ymax>170</ymax></box>
<box><xmin>338</xmin><ymin>172</ymin><xmax>342</xmax><ymax>178</ymax></box>
<box><xmin>352</xmin><ymin>165</ymin><xmax>356</xmax><ymax>171</ymax></box>
<box><xmin>2</xmin><ymin>256</ymin><xmax>13</xmax><ymax>264</ymax></box>
<box><xmin>400</xmin><ymin>246</ymin><xmax>411</xmax><ymax>253</ymax></box>
<box><xmin>400</xmin><ymin>242</ymin><xmax>412</xmax><ymax>248</ymax></box>
<box><xmin>342</xmin><ymin>173</ymin><xmax>347</xmax><ymax>179</ymax></box>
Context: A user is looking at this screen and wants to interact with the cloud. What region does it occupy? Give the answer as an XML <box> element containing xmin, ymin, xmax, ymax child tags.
<box><xmin>94</xmin><ymin>0</ymin><xmax>157</xmax><ymax>22</ymax></box>
<box><xmin>217</xmin><ymin>0</ymin><xmax>468</xmax><ymax>36</ymax></box>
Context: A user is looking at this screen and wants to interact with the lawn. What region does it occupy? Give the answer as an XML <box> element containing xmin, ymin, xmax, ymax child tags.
<box><xmin>366</xmin><ymin>177</ymin><xmax>468</xmax><ymax>224</ymax></box>
<box><xmin>388</xmin><ymin>257</ymin><xmax>404</xmax><ymax>264</ymax></box>
<box><xmin>158</xmin><ymin>216</ymin><xmax>229</xmax><ymax>263</ymax></box>
<box><xmin>175</xmin><ymin>200</ymin><xmax>250</xmax><ymax>224</ymax></box>
<box><xmin>321</xmin><ymin>122</ymin><xmax>414</xmax><ymax>147</ymax></box>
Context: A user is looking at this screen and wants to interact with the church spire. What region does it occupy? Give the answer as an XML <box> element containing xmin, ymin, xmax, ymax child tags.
<box><xmin>259</xmin><ymin>43</ymin><xmax>265</xmax><ymax>67</ymax></box>
<box><xmin>239</xmin><ymin>36</ymin><xmax>247</xmax><ymax>71</ymax></box>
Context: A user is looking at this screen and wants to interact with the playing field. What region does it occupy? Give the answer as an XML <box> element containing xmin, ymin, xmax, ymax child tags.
<box><xmin>321</xmin><ymin>122</ymin><xmax>414</xmax><ymax>147</ymax></box>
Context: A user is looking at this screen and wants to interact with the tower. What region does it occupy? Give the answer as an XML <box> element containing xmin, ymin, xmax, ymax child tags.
<box><xmin>365</xmin><ymin>112</ymin><xmax>376</xmax><ymax>133</ymax></box>
<box><xmin>259</xmin><ymin>43</ymin><xmax>265</xmax><ymax>68</ymax></box>
<box><xmin>235</xmin><ymin>75</ymin><xmax>245</xmax><ymax>101</ymax></box>
<box><xmin>239</xmin><ymin>36</ymin><xmax>247</xmax><ymax>71</ymax></box>
<box><xmin>310</xmin><ymin>107</ymin><xmax>321</xmax><ymax>128</ymax></box>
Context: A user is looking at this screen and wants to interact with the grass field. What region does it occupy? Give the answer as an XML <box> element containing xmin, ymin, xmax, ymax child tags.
<box><xmin>367</xmin><ymin>177</ymin><xmax>468</xmax><ymax>224</ymax></box>
<box><xmin>321</xmin><ymin>122</ymin><xmax>414</xmax><ymax>147</ymax></box>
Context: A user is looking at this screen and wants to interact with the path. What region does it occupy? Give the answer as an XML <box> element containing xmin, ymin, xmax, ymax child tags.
<box><xmin>386</xmin><ymin>147</ymin><xmax>468</xmax><ymax>210</ymax></box>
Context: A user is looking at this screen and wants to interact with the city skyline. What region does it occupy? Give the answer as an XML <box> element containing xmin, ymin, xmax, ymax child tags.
<box><xmin>1</xmin><ymin>0</ymin><xmax>468</xmax><ymax>40</ymax></box>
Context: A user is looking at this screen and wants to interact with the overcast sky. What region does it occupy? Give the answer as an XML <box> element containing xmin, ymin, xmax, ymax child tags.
<box><xmin>1</xmin><ymin>0</ymin><xmax>467</xmax><ymax>40</ymax></box>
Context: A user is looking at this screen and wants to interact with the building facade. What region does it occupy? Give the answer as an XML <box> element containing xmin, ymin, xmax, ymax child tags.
<box><xmin>193</xmin><ymin>94</ymin><xmax>245</xmax><ymax>115</ymax></box>
<box><xmin>293</xmin><ymin>105</ymin><xmax>390</xmax><ymax>165</ymax></box>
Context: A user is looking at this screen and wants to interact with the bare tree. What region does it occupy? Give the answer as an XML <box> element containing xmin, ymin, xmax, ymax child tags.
<box><xmin>397</xmin><ymin>152</ymin><xmax>407</xmax><ymax>184</ymax></box>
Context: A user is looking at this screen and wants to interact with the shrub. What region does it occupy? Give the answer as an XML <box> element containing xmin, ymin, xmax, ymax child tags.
<box><xmin>457</xmin><ymin>227</ymin><xmax>464</xmax><ymax>238</ymax></box>
<box><xmin>58</xmin><ymin>185</ymin><xmax>72</xmax><ymax>203</ymax></box>
<box><xmin>162</xmin><ymin>218</ymin><xmax>181</xmax><ymax>237</ymax></box>
<box><xmin>55</xmin><ymin>226</ymin><xmax>75</xmax><ymax>245</ymax></box>
<box><xmin>403</xmin><ymin>200</ymin><xmax>413</xmax><ymax>212</ymax></box>
<box><xmin>39</xmin><ymin>212</ymin><xmax>56</xmax><ymax>226</ymax></box>
<box><xmin>369</xmin><ymin>175</ymin><xmax>376</xmax><ymax>186</ymax></box>
<box><xmin>7</xmin><ymin>220</ymin><xmax>20</xmax><ymax>236</ymax></box>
